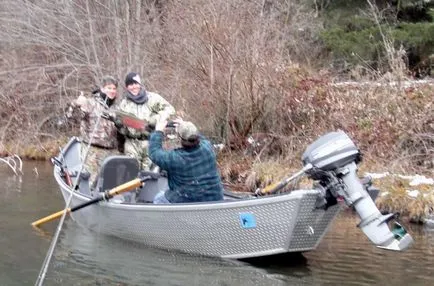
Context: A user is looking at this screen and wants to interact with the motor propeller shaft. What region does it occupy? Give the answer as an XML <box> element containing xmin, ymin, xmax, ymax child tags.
<box><xmin>339</xmin><ymin>162</ymin><xmax>414</xmax><ymax>251</ymax></box>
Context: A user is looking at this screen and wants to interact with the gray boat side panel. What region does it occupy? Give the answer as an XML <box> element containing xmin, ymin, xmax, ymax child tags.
<box><xmin>59</xmin><ymin>180</ymin><xmax>339</xmax><ymax>258</ymax></box>
<box><xmin>62</xmin><ymin>137</ymin><xmax>82</xmax><ymax>173</ymax></box>
<box><xmin>287</xmin><ymin>202</ymin><xmax>341</xmax><ymax>251</ymax></box>
<box><xmin>54</xmin><ymin>137</ymin><xmax>85</xmax><ymax>188</ymax></box>
<box><xmin>61</xmin><ymin>183</ymin><xmax>298</xmax><ymax>257</ymax></box>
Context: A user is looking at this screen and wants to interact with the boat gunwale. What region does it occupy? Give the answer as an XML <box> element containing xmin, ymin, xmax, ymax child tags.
<box><xmin>54</xmin><ymin>166</ymin><xmax>322</xmax><ymax>212</ymax></box>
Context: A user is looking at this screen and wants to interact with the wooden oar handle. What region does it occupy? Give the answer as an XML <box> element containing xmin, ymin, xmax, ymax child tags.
<box><xmin>255</xmin><ymin>166</ymin><xmax>311</xmax><ymax>196</ymax></box>
<box><xmin>107</xmin><ymin>178</ymin><xmax>143</xmax><ymax>197</ymax></box>
<box><xmin>31</xmin><ymin>208</ymin><xmax>71</xmax><ymax>227</ymax></box>
<box><xmin>259</xmin><ymin>181</ymin><xmax>287</xmax><ymax>195</ymax></box>
<box><xmin>261</xmin><ymin>182</ymin><xmax>280</xmax><ymax>194</ymax></box>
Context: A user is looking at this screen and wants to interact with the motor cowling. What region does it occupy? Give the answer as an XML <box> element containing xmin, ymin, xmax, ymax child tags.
<box><xmin>302</xmin><ymin>131</ymin><xmax>414</xmax><ymax>251</ymax></box>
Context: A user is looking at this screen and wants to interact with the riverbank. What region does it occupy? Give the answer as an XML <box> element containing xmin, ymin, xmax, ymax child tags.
<box><xmin>216</xmin><ymin>153</ymin><xmax>434</xmax><ymax>225</ymax></box>
<box><xmin>0</xmin><ymin>137</ymin><xmax>69</xmax><ymax>161</ymax></box>
<box><xmin>3</xmin><ymin>140</ymin><xmax>432</xmax><ymax>225</ymax></box>
<box><xmin>372</xmin><ymin>172</ymin><xmax>434</xmax><ymax>224</ymax></box>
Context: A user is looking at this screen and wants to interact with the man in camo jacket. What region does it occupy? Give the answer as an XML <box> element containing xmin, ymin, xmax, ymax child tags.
<box><xmin>73</xmin><ymin>75</ymin><xmax>120</xmax><ymax>184</ymax></box>
<box><xmin>117</xmin><ymin>72</ymin><xmax>175</xmax><ymax>170</ymax></box>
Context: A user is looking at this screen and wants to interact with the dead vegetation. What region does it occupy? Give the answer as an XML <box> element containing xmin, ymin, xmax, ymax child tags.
<box><xmin>0</xmin><ymin>1</ymin><xmax>432</xmax><ymax>218</ymax></box>
<box><xmin>375</xmin><ymin>175</ymin><xmax>434</xmax><ymax>223</ymax></box>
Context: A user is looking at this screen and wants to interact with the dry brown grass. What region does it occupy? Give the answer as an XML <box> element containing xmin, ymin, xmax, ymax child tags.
<box><xmin>374</xmin><ymin>175</ymin><xmax>434</xmax><ymax>222</ymax></box>
<box><xmin>0</xmin><ymin>136</ymin><xmax>68</xmax><ymax>161</ymax></box>
<box><xmin>218</xmin><ymin>150</ymin><xmax>318</xmax><ymax>193</ymax></box>
<box><xmin>217</xmin><ymin>147</ymin><xmax>434</xmax><ymax>222</ymax></box>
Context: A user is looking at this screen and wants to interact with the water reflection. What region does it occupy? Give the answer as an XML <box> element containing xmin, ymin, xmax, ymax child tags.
<box><xmin>303</xmin><ymin>211</ymin><xmax>434</xmax><ymax>286</ymax></box>
<box><xmin>44</xmin><ymin>213</ymin><xmax>434</xmax><ymax>285</ymax></box>
<box><xmin>45</xmin><ymin>221</ymin><xmax>289</xmax><ymax>286</ymax></box>
<box><xmin>0</xmin><ymin>161</ymin><xmax>60</xmax><ymax>286</ymax></box>
<box><xmin>242</xmin><ymin>253</ymin><xmax>313</xmax><ymax>284</ymax></box>
<box><xmin>1</xmin><ymin>162</ymin><xmax>434</xmax><ymax>285</ymax></box>
<box><xmin>2</xmin><ymin>173</ymin><xmax>22</xmax><ymax>194</ymax></box>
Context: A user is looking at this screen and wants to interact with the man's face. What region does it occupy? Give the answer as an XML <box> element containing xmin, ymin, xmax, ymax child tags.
<box><xmin>126</xmin><ymin>82</ymin><xmax>141</xmax><ymax>96</ymax></box>
<box><xmin>103</xmin><ymin>83</ymin><xmax>117</xmax><ymax>99</ymax></box>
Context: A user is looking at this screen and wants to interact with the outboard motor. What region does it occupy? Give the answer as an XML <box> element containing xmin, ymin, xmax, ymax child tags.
<box><xmin>302</xmin><ymin>131</ymin><xmax>414</xmax><ymax>251</ymax></box>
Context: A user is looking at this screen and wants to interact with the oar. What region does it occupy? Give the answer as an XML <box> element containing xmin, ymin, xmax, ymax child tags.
<box><xmin>31</xmin><ymin>176</ymin><xmax>147</xmax><ymax>227</ymax></box>
<box><xmin>255</xmin><ymin>164</ymin><xmax>313</xmax><ymax>196</ymax></box>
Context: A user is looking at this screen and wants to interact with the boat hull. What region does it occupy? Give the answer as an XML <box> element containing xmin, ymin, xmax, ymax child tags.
<box><xmin>54</xmin><ymin>137</ymin><xmax>341</xmax><ymax>259</ymax></box>
<box><xmin>57</xmin><ymin>174</ymin><xmax>339</xmax><ymax>258</ymax></box>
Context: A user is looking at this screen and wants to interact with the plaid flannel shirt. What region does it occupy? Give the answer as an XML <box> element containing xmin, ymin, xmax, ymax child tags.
<box><xmin>149</xmin><ymin>131</ymin><xmax>224</xmax><ymax>203</ymax></box>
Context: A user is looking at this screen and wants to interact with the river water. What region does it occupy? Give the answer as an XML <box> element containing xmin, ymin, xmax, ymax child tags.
<box><xmin>1</xmin><ymin>161</ymin><xmax>433</xmax><ymax>285</ymax></box>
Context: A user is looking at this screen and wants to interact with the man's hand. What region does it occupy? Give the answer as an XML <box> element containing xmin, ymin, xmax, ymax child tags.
<box><xmin>114</xmin><ymin>118</ymin><xmax>125</xmax><ymax>129</ymax></box>
<box><xmin>75</xmin><ymin>94</ymin><xmax>87</xmax><ymax>107</ymax></box>
<box><xmin>171</xmin><ymin>117</ymin><xmax>184</xmax><ymax>133</ymax></box>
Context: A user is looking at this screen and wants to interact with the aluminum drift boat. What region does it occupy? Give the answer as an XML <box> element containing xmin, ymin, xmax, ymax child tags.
<box><xmin>52</xmin><ymin>131</ymin><xmax>413</xmax><ymax>259</ymax></box>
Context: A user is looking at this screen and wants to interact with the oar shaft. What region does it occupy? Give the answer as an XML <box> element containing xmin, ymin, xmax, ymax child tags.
<box><xmin>70</xmin><ymin>178</ymin><xmax>143</xmax><ymax>212</ymax></box>
<box><xmin>31</xmin><ymin>208</ymin><xmax>71</xmax><ymax>227</ymax></box>
<box><xmin>31</xmin><ymin>178</ymin><xmax>144</xmax><ymax>228</ymax></box>
<box><xmin>256</xmin><ymin>164</ymin><xmax>313</xmax><ymax>195</ymax></box>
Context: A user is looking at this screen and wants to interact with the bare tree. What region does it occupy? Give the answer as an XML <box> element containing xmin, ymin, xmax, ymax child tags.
<box><xmin>0</xmin><ymin>0</ymin><xmax>168</xmax><ymax>152</ymax></box>
<box><xmin>1</xmin><ymin>0</ymin><xmax>429</xmax><ymax>171</ymax></box>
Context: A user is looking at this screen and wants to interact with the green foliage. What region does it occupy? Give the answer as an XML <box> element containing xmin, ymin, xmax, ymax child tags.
<box><xmin>393</xmin><ymin>22</ymin><xmax>434</xmax><ymax>50</ymax></box>
<box><xmin>319</xmin><ymin>0</ymin><xmax>434</xmax><ymax>74</ymax></box>
<box><xmin>342</xmin><ymin>16</ymin><xmax>376</xmax><ymax>32</ymax></box>
<box><xmin>320</xmin><ymin>26</ymin><xmax>384</xmax><ymax>66</ymax></box>
<box><xmin>321</xmin><ymin>21</ymin><xmax>434</xmax><ymax>72</ymax></box>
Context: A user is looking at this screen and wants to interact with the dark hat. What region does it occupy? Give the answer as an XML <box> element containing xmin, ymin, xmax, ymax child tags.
<box><xmin>125</xmin><ymin>72</ymin><xmax>141</xmax><ymax>87</ymax></box>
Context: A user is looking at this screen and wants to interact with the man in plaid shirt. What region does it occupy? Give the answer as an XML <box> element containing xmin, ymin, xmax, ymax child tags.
<box><xmin>149</xmin><ymin>117</ymin><xmax>224</xmax><ymax>203</ymax></box>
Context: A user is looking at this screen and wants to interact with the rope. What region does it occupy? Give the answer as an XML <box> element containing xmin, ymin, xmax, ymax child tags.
<box><xmin>35</xmin><ymin>98</ymin><xmax>109</xmax><ymax>286</ymax></box>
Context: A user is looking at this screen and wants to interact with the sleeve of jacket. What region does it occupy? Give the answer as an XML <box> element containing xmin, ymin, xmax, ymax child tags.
<box><xmin>199</xmin><ymin>134</ymin><xmax>215</xmax><ymax>154</ymax></box>
<box><xmin>148</xmin><ymin>92</ymin><xmax>176</xmax><ymax>118</ymax></box>
<box><xmin>149</xmin><ymin>131</ymin><xmax>174</xmax><ymax>171</ymax></box>
<box><xmin>117</xmin><ymin>98</ymin><xmax>127</xmax><ymax>113</ymax></box>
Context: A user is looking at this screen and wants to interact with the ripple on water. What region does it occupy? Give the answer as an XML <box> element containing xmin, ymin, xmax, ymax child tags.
<box><xmin>2</xmin><ymin>163</ymin><xmax>434</xmax><ymax>285</ymax></box>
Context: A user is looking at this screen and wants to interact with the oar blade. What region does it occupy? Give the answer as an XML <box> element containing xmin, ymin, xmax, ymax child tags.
<box><xmin>31</xmin><ymin>208</ymin><xmax>71</xmax><ymax>228</ymax></box>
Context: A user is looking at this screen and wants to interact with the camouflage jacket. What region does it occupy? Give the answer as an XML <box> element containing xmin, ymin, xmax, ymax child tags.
<box><xmin>118</xmin><ymin>91</ymin><xmax>175</xmax><ymax>138</ymax></box>
<box><xmin>76</xmin><ymin>94</ymin><xmax>117</xmax><ymax>149</ymax></box>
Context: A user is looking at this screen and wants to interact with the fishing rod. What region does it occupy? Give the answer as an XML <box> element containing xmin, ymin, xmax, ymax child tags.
<box><xmin>35</xmin><ymin>94</ymin><xmax>112</xmax><ymax>286</ymax></box>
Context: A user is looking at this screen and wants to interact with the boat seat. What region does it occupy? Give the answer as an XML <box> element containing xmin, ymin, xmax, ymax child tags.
<box><xmin>136</xmin><ymin>170</ymin><xmax>168</xmax><ymax>203</ymax></box>
<box><xmin>92</xmin><ymin>156</ymin><xmax>140</xmax><ymax>201</ymax></box>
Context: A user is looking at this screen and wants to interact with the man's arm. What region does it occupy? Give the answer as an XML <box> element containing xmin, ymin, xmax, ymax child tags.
<box><xmin>198</xmin><ymin>134</ymin><xmax>215</xmax><ymax>154</ymax></box>
<box><xmin>148</xmin><ymin>131</ymin><xmax>172</xmax><ymax>171</ymax></box>
<box><xmin>148</xmin><ymin>92</ymin><xmax>176</xmax><ymax>119</ymax></box>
